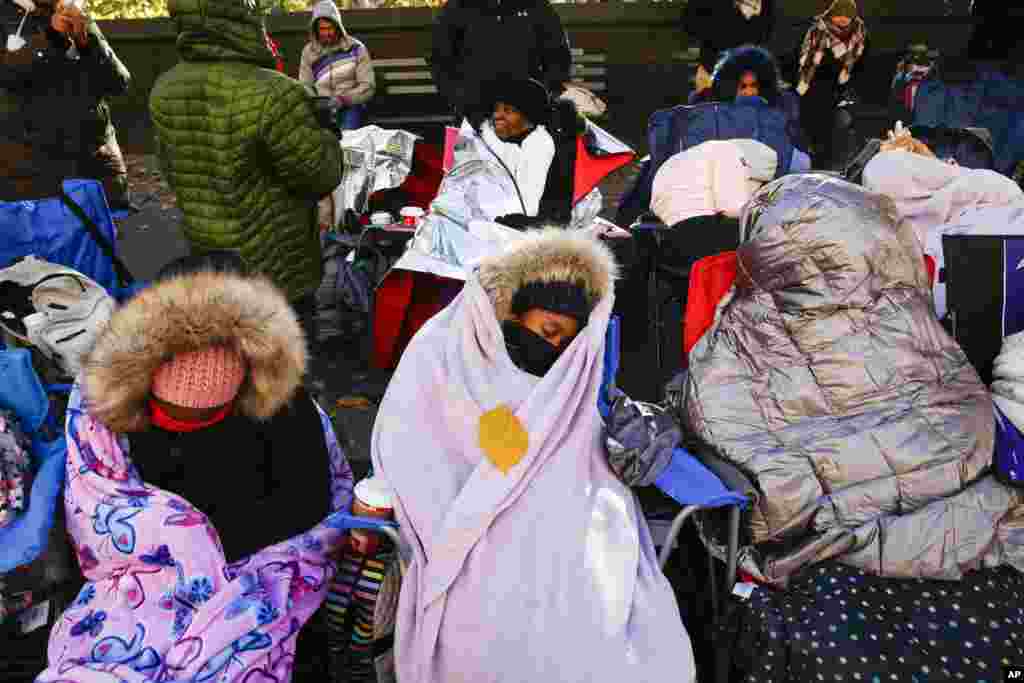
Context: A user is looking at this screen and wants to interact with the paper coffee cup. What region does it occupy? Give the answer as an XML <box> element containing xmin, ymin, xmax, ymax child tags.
<box><xmin>350</xmin><ymin>477</ymin><xmax>394</xmax><ymax>555</ymax></box>
<box><xmin>370</xmin><ymin>211</ymin><xmax>392</xmax><ymax>226</ymax></box>
<box><xmin>399</xmin><ymin>206</ymin><xmax>425</xmax><ymax>226</ymax></box>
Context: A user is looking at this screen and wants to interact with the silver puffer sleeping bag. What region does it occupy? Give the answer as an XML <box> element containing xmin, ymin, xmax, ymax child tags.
<box><xmin>683</xmin><ymin>173</ymin><xmax>1024</xmax><ymax>586</ymax></box>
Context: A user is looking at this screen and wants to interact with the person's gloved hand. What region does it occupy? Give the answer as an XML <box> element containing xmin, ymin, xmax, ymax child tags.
<box><xmin>311</xmin><ymin>96</ymin><xmax>342</xmax><ymax>137</ymax></box>
<box><xmin>50</xmin><ymin>0</ymin><xmax>88</xmax><ymax>48</ymax></box>
<box><xmin>494</xmin><ymin>214</ymin><xmax>535</xmax><ymax>230</ymax></box>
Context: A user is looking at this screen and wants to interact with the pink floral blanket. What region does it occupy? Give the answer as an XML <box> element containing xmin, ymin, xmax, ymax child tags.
<box><xmin>35</xmin><ymin>386</ymin><xmax>355</xmax><ymax>683</ymax></box>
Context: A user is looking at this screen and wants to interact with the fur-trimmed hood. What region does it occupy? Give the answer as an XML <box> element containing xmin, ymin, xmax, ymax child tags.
<box><xmin>475</xmin><ymin>229</ymin><xmax>618</xmax><ymax>323</ymax></box>
<box><xmin>81</xmin><ymin>271</ymin><xmax>307</xmax><ymax>433</ymax></box>
<box><xmin>712</xmin><ymin>44</ymin><xmax>781</xmax><ymax>105</ymax></box>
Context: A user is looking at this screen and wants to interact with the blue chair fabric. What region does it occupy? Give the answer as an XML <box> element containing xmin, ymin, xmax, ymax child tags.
<box><xmin>0</xmin><ymin>349</ymin><xmax>68</xmax><ymax>572</ymax></box>
<box><xmin>0</xmin><ymin>179</ymin><xmax>131</xmax><ymax>300</ymax></box>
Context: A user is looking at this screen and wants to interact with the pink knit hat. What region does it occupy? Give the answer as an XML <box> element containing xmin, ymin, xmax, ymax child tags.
<box><xmin>151</xmin><ymin>346</ymin><xmax>247</xmax><ymax>409</ymax></box>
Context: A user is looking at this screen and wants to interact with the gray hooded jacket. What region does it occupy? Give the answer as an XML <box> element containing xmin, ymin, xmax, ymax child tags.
<box><xmin>299</xmin><ymin>0</ymin><xmax>375</xmax><ymax>105</ymax></box>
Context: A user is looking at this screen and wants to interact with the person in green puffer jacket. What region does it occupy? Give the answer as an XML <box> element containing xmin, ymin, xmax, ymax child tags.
<box><xmin>149</xmin><ymin>0</ymin><xmax>343</xmax><ymax>328</ymax></box>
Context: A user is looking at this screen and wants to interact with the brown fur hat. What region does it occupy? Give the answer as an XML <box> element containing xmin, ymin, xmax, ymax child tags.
<box><xmin>81</xmin><ymin>269</ymin><xmax>306</xmax><ymax>432</ymax></box>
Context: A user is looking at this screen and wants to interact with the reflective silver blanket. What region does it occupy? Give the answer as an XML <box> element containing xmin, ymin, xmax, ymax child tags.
<box><xmin>391</xmin><ymin>121</ymin><xmax>628</xmax><ymax>281</ymax></box>
<box><xmin>331</xmin><ymin>125</ymin><xmax>419</xmax><ymax>218</ymax></box>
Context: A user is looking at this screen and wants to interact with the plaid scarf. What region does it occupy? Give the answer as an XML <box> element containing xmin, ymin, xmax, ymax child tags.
<box><xmin>796</xmin><ymin>13</ymin><xmax>867</xmax><ymax>96</ymax></box>
<box><xmin>735</xmin><ymin>0</ymin><xmax>762</xmax><ymax>20</ymax></box>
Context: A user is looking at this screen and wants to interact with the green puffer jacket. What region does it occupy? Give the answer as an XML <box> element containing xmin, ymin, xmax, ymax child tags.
<box><xmin>150</xmin><ymin>0</ymin><xmax>342</xmax><ymax>302</ymax></box>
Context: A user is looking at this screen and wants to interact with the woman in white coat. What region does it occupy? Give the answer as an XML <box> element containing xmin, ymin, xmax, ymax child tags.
<box><xmin>475</xmin><ymin>78</ymin><xmax>557</xmax><ymax>227</ymax></box>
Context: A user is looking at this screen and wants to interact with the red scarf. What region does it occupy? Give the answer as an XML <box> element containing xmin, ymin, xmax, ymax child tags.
<box><xmin>149</xmin><ymin>400</ymin><xmax>234</xmax><ymax>433</ymax></box>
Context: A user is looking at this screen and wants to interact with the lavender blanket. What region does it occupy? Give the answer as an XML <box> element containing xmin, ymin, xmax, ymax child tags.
<box><xmin>372</xmin><ymin>267</ymin><xmax>696</xmax><ymax>682</ymax></box>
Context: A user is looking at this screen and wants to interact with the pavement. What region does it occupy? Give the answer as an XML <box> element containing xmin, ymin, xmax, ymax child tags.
<box><xmin>112</xmin><ymin>147</ymin><xmax>671</xmax><ymax>477</ymax></box>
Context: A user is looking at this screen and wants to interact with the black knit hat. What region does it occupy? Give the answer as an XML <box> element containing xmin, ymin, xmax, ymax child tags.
<box><xmin>510</xmin><ymin>280</ymin><xmax>592</xmax><ymax>327</ymax></box>
<box><xmin>485</xmin><ymin>78</ymin><xmax>552</xmax><ymax>127</ymax></box>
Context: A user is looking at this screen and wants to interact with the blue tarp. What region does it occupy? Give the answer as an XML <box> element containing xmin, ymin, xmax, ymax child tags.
<box><xmin>0</xmin><ymin>178</ymin><xmax>124</xmax><ymax>298</ymax></box>
<box><xmin>0</xmin><ymin>349</ymin><xmax>67</xmax><ymax>572</ymax></box>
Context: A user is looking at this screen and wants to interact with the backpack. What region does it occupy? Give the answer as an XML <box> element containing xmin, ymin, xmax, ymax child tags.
<box><xmin>317</xmin><ymin>239</ymin><xmax>390</xmax><ymax>344</ymax></box>
<box><xmin>0</xmin><ymin>255</ymin><xmax>115</xmax><ymax>379</ymax></box>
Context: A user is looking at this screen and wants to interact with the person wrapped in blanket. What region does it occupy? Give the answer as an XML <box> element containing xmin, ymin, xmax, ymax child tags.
<box><xmin>676</xmin><ymin>174</ymin><xmax>1024</xmax><ymax>682</ymax></box>
<box><xmin>372</xmin><ymin>230</ymin><xmax>696</xmax><ymax>682</ymax></box>
<box><xmin>475</xmin><ymin>77</ymin><xmax>567</xmax><ymax>229</ymax></box>
<box><xmin>391</xmin><ymin>78</ymin><xmax>605</xmax><ymax>283</ymax></box>
<box><xmin>681</xmin><ymin>172</ymin><xmax>1024</xmax><ymax>586</ymax></box>
<box><xmin>614</xmin><ymin>138</ymin><xmax>776</xmax><ymax>350</ymax></box>
<box><xmin>36</xmin><ymin>252</ymin><xmax>353</xmax><ymax>683</ymax></box>
<box><xmin>862</xmin><ymin>124</ymin><xmax>1022</xmax><ymax>319</ymax></box>
<box><xmin>688</xmin><ymin>44</ymin><xmax>811</xmax><ymax>165</ymax></box>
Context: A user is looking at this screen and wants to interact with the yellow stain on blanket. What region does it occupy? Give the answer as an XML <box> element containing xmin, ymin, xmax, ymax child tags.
<box><xmin>479</xmin><ymin>405</ymin><xmax>529</xmax><ymax>474</ymax></box>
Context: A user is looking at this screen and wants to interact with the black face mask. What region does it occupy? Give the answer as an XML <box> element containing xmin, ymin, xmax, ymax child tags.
<box><xmin>502</xmin><ymin>320</ymin><xmax>563</xmax><ymax>377</ymax></box>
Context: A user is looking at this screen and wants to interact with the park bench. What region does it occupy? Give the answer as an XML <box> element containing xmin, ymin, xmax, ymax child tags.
<box><xmin>369</xmin><ymin>47</ymin><xmax>609</xmax><ymax>135</ymax></box>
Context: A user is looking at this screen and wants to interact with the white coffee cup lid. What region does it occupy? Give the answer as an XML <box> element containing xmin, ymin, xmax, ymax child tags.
<box><xmin>400</xmin><ymin>206</ymin><xmax>424</xmax><ymax>217</ymax></box>
<box><xmin>355</xmin><ymin>476</ymin><xmax>393</xmax><ymax>509</ymax></box>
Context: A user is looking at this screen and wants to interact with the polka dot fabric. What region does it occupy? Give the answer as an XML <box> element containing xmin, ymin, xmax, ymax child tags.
<box><xmin>729</xmin><ymin>561</ymin><xmax>1024</xmax><ymax>682</ymax></box>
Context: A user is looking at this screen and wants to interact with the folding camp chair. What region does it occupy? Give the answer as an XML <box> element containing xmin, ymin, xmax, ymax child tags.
<box><xmin>595</xmin><ymin>314</ymin><xmax>749</xmax><ymax>682</ymax></box>
<box><xmin>943</xmin><ymin>233</ymin><xmax>1024</xmax><ymax>384</ymax></box>
<box><xmin>0</xmin><ymin>179</ymin><xmax>139</xmax><ymax>303</ymax></box>
<box><xmin>626</xmin><ymin>99</ymin><xmax>805</xmax><ymax>386</ymax></box>
<box><xmin>0</xmin><ymin>349</ymin><xmax>79</xmax><ymax>680</ymax></box>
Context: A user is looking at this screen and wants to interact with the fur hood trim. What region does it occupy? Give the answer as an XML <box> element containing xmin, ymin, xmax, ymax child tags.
<box><xmin>712</xmin><ymin>44</ymin><xmax>781</xmax><ymax>105</ymax></box>
<box><xmin>82</xmin><ymin>271</ymin><xmax>307</xmax><ymax>433</ymax></box>
<box><xmin>476</xmin><ymin>229</ymin><xmax>618</xmax><ymax>323</ymax></box>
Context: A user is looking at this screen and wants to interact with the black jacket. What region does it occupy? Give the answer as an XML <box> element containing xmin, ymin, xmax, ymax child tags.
<box><xmin>0</xmin><ymin>8</ymin><xmax>130</xmax><ymax>198</ymax></box>
<box><xmin>682</xmin><ymin>0</ymin><xmax>775</xmax><ymax>74</ymax></box>
<box><xmin>129</xmin><ymin>388</ymin><xmax>333</xmax><ymax>564</ymax></box>
<box><xmin>430</xmin><ymin>0</ymin><xmax>570</xmax><ymax>116</ymax></box>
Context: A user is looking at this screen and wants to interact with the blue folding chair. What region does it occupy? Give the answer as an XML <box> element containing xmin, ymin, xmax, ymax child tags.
<box><xmin>598</xmin><ymin>317</ymin><xmax>749</xmax><ymax>619</ymax></box>
<box><xmin>0</xmin><ymin>179</ymin><xmax>141</xmax><ymax>303</ymax></box>
<box><xmin>623</xmin><ymin>99</ymin><xmax>804</xmax><ymax>383</ymax></box>
<box><xmin>0</xmin><ymin>349</ymin><xmax>70</xmax><ymax>575</ymax></box>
